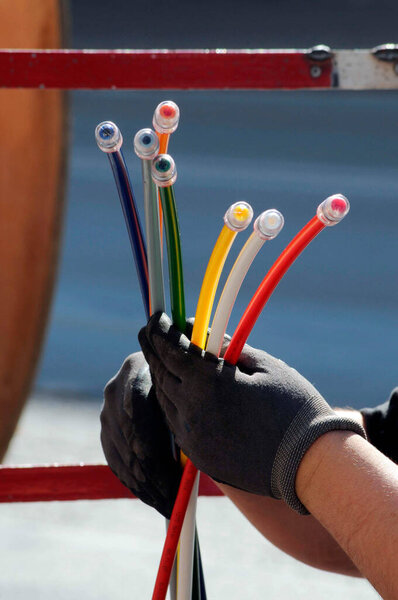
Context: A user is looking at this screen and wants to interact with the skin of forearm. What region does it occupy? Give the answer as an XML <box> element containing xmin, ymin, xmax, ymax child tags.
<box><xmin>212</xmin><ymin>408</ymin><xmax>365</xmax><ymax>577</ymax></box>
<box><xmin>296</xmin><ymin>431</ymin><xmax>398</xmax><ymax>600</ymax></box>
<box><xmin>215</xmin><ymin>482</ymin><xmax>360</xmax><ymax>576</ymax></box>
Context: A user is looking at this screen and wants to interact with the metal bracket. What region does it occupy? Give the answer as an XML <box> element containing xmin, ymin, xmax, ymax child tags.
<box><xmin>305</xmin><ymin>45</ymin><xmax>334</xmax><ymax>79</ymax></box>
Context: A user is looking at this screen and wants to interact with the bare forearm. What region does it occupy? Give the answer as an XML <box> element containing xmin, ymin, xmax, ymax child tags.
<box><xmin>213</xmin><ymin>407</ymin><xmax>366</xmax><ymax>577</ymax></box>
<box><xmin>216</xmin><ymin>481</ymin><xmax>360</xmax><ymax>576</ymax></box>
<box><xmin>296</xmin><ymin>431</ymin><xmax>398</xmax><ymax>599</ymax></box>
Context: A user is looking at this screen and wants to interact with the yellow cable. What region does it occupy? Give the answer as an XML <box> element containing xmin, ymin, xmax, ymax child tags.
<box><xmin>191</xmin><ymin>226</ymin><xmax>236</xmax><ymax>349</ymax></box>
<box><xmin>192</xmin><ymin>200</ymin><xmax>253</xmax><ymax>348</ymax></box>
<box><xmin>177</xmin><ymin>202</ymin><xmax>253</xmax><ymax>599</ymax></box>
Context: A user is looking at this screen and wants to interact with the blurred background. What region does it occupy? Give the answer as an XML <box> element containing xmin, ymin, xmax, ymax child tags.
<box><xmin>3</xmin><ymin>0</ymin><xmax>397</xmax><ymax>598</ymax></box>
<box><xmin>36</xmin><ymin>0</ymin><xmax>398</xmax><ymax>408</ymax></box>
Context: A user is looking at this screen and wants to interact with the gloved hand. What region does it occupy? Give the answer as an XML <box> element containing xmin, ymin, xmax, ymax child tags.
<box><xmin>139</xmin><ymin>312</ymin><xmax>366</xmax><ymax>514</ymax></box>
<box><xmin>100</xmin><ymin>318</ymin><xmax>220</xmax><ymax>518</ymax></box>
<box><xmin>361</xmin><ymin>388</ymin><xmax>398</xmax><ymax>464</ymax></box>
<box><xmin>100</xmin><ymin>351</ymin><xmax>181</xmax><ymax>518</ymax></box>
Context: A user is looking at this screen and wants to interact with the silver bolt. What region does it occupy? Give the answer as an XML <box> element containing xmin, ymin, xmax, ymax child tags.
<box><xmin>310</xmin><ymin>65</ymin><xmax>322</xmax><ymax>78</ymax></box>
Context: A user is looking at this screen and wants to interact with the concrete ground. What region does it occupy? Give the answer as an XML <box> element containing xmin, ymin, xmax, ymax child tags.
<box><xmin>1</xmin><ymin>394</ymin><xmax>380</xmax><ymax>599</ymax></box>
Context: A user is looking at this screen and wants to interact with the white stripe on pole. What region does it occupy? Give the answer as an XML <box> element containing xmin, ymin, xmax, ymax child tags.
<box><xmin>335</xmin><ymin>50</ymin><xmax>398</xmax><ymax>90</ymax></box>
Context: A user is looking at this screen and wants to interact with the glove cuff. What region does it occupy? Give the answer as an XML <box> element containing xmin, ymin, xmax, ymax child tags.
<box><xmin>271</xmin><ymin>397</ymin><xmax>367</xmax><ymax>514</ymax></box>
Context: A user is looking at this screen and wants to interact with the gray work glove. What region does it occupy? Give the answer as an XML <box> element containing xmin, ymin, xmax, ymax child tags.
<box><xmin>139</xmin><ymin>312</ymin><xmax>366</xmax><ymax>514</ymax></box>
<box><xmin>100</xmin><ymin>351</ymin><xmax>181</xmax><ymax>518</ymax></box>
<box><xmin>361</xmin><ymin>388</ymin><xmax>398</xmax><ymax>464</ymax></box>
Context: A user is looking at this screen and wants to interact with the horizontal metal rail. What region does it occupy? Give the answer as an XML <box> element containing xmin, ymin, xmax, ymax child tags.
<box><xmin>1</xmin><ymin>48</ymin><xmax>397</xmax><ymax>90</ymax></box>
<box><xmin>0</xmin><ymin>464</ymin><xmax>222</xmax><ymax>503</ymax></box>
<box><xmin>0</xmin><ymin>49</ymin><xmax>334</xmax><ymax>90</ymax></box>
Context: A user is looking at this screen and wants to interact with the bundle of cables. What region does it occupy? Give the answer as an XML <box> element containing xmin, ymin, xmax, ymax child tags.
<box><xmin>95</xmin><ymin>102</ymin><xmax>350</xmax><ymax>600</ymax></box>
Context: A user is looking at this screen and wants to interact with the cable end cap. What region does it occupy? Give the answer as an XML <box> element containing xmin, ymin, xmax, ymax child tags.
<box><xmin>152</xmin><ymin>154</ymin><xmax>177</xmax><ymax>187</ymax></box>
<box><xmin>255</xmin><ymin>209</ymin><xmax>284</xmax><ymax>240</ymax></box>
<box><xmin>134</xmin><ymin>128</ymin><xmax>159</xmax><ymax>160</ymax></box>
<box><xmin>153</xmin><ymin>101</ymin><xmax>180</xmax><ymax>134</ymax></box>
<box><xmin>317</xmin><ymin>194</ymin><xmax>350</xmax><ymax>226</ymax></box>
<box><xmin>95</xmin><ymin>121</ymin><xmax>122</xmax><ymax>153</ymax></box>
<box><xmin>224</xmin><ymin>202</ymin><xmax>254</xmax><ymax>232</ymax></box>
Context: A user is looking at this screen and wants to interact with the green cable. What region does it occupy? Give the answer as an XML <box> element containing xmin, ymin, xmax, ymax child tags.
<box><xmin>159</xmin><ymin>184</ymin><xmax>186</xmax><ymax>333</ymax></box>
<box><xmin>153</xmin><ymin>155</ymin><xmax>204</xmax><ymax>600</ymax></box>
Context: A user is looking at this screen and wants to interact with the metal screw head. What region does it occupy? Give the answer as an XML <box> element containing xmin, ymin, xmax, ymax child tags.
<box><xmin>310</xmin><ymin>65</ymin><xmax>322</xmax><ymax>78</ymax></box>
<box><xmin>306</xmin><ymin>45</ymin><xmax>333</xmax><ymax>61</ymax></box>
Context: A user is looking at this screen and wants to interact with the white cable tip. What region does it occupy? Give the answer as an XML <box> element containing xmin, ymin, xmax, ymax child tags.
<box><xmin>95</xmin><ymin>121</ymin><xmax>123</xmax><ymax>153</ymax></box>
<box><xmin>153</xmin><ymin>101</ymin><xmax>180</xmax><ymax>134</ymax></box>
<box><xmin>254</xmin><ymin>209</ymin><xmax>284</xmax><ymax>240</ymax></box>
<box><xmin>151</xmin><ymin>154</ymin><xmax>177</xmax><ymax>187</ymax></box>
<box><xmin>134</xmin><ymin>128</ymin><xmax>159</xmax><ymax>160</ymax></box>
<box><xmin>224</xmin><ymin>202</ymin><xmax>254</xmax><ymax>232</ymax></box>
<box><xmin>317</xmin><ymin>194</ymin><xmax>350</xmax><ymax>226</ymax></box>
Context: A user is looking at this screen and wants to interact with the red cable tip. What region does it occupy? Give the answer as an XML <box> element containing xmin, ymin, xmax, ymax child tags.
<box><xmin>316</xmin><ymin>194</ymin><xmax>350</xmax><ymax>226</ymax></box>
<box><xmin>330</xmin><ymin>196</ymin><xmax>347</xmax><ymax>213</ymax></box>
<box><xmin>160</xmin><ymin>104</ymin><xmax>176</xmax><ymax>119</ymax></box>
<box><xmin>153</xmin><ymin>101</ymin><xmax>180</xmax><ymax>134</ymax></box>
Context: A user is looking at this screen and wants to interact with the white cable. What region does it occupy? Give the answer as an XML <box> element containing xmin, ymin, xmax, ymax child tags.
<box><xmin>177</xmin><ymin>202</ymin><xmax>253</xmax><ymax>600</ymax></box>
<box><xmin>176</xmin><ymin>472</ymin><xmax>200</xmax><ymax>599</ymax></box>
<box><xmin>207</xmin><ymin>209</ymin><xmax>284</xmax><ymax>356</ymax></box>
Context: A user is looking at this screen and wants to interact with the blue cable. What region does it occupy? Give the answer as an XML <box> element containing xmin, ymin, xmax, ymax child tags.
<box><xmin>96</xmin><ymin>121</ymin><xmax>149</xmax><ymax>319</ymax></box>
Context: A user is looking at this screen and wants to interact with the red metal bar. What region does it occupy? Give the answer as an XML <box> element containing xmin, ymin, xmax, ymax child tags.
<box><xmin>0</xmin><ymin>464</ymin><xmax>223</xmax><ymax>503</ymax></box>
<box><xmin>0</xmin><ymin>49</ymin><xmax>332</xmax><ymax>90</ymax></box>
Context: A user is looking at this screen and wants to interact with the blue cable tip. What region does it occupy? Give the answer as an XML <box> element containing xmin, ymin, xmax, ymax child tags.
<box><xmin>95</xmin><ymin>121</ymin><xmax>123</xmax><ymax>153</ymax></box>
<box><xmin>99</xmin><ymin>125</ymin><xmax>113</xmax><ymax>139</ymax></box>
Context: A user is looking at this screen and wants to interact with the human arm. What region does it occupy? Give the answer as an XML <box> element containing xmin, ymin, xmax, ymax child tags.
<box><xmin>138</xmin><ymin>312</ymin><xmax>398</xmax><ymax>595</ymax></box>
<box><xmin>101</xmin><ymin>313</ymin><xmax>395</xmax><ymax>581</ymax></box>
<box><xmin>296</xmin><ymin>430</ymin><xmax>398</xmax><ymax>599</ymax></box>
<box><xmin>216</xmin><ymin>394</ymin><xmax>398</xmax><ymax>593</ymax></box>
<box><xmin>100</xmin><ymin>348</ymin><xmax>363</xmax><ymax>575</ymax></box>
<box><xmin>212</xmin><ymin>405</ymin><xmax>367</xmax><ymax>577</ymax></box>
<box><xmin>139</xmin><ymin>313</ymin><xmax>365</xmax><ymax>509</ymax></box>
<box><xmin>100</xmin><ymin>354</ymin><xmax>361</xmax><ymax>575</ymax></box>
<box><xmin>215</xmin><ymin>482</ymin><xmax>361</xmax><ymax>576</ymax></box>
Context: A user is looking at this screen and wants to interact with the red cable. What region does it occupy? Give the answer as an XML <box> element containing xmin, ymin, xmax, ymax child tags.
<box><xmin>152</xmin><ymin>215</ymin><xmax>325</xmax><ymax>599</ymax></box>
<box><xmin>152</xmin><ymin>460</ymin><xmax>198</xmax><ymax>600</ymax></box>
<box><xmin>224</xmin><ymin>215</ymin><xmax>324</xmax><ymax>364</ymax></box>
